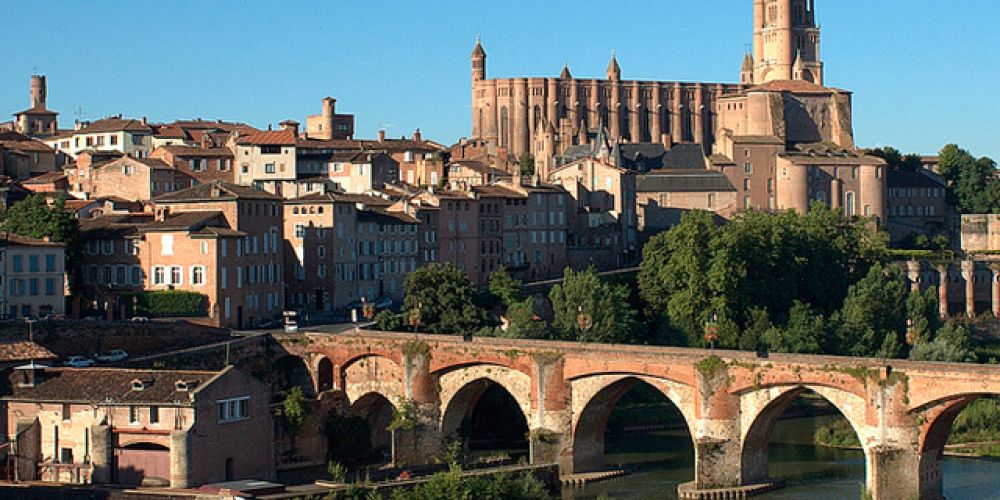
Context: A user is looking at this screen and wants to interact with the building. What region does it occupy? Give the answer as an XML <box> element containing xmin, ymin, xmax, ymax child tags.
<box><xmin>0</xmin><ymin>131</ymin><xmax>58</xmax><ymax>180</ymax></box>
<box><xmin>304</xmin><ymin>97</ymin><xmax>355</xmax><ymax>140</ymax></box>
<box><xmin>82</xmin><ymin>156</ymin><xmax>196</xmax><ymax>202</ymax></box>
<box><xmin>151</xmin><ymin>182</ymin><xmax>285</xmax><ymax>328</ymax></box>
<box><xmin>230</xmin><ymin>128</ymin><xmax>297</xmax><ymax>196</ymax></box>
<box><xmin>8</xmin><ymin>75</ymin><xmax>59</xmax><ymax>137</ymax></box>
<box><xmin>549</xmin><ymin>158</ymin><xmax>638</xmax><ymax>269</ymax></box>
<box><xmin>885</xmin><ymin>169</ymin><xmax>950</xmax><ymax>243</ymax></box>
<box><xmin>46</xmin><ymin>116</ymin><xmax>155</xmax><ymax>159</ymax></box>
<box><xmin>0</xmin><ymin>233</ymin><xmax>65</xmax><ymax>319</ymax></box>
<box><xmin>149</xmin><ymin>145</ymin><xmax>236</xmax><ymax>185</ymax></box>
<box><xmin>0</xmin><ymin>341</ymin><xmax>57</xmax><ymax>370</ymax></box>
<box><xmin>961</xmin><ymin>214</ymin><xmax>1000</xmax><ymax>254</ymax></box>
<box><xmin>324</xmin><ymin>151</ymin><xmax>399</xmax><ymax>195</ymax></box>
<box><xmin>637</xmin><ymin>169</ymin><xmax>738</xmax><ymax>238</ymax></box>
<box><xmin>2</xmin><ymin>365</ymin><xmax>275</xmax><ymax>487</ymax></box>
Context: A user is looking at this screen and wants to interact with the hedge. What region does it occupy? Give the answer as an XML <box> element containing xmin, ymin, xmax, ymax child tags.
<box><xmin>887</xmin><ymin>249</ymin><xmax>954</xmax><ymax>261</ymax></box>
<box><xmin>120</xmin><ymin>290</ymin><xmax>208</xmax><ymax>318</ymax></box>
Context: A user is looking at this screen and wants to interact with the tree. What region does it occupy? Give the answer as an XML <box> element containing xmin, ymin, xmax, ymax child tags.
<box><xmin>282</xmin><ymin>387</ymin><xmax>308</xmax><ymax>451</ymax></box>
<box><xmin>518</xmin><ymin>153</ymin><xmax>535</xmax><ymax>176</ymax></box>
<box><xmin>549</xmin><ymin>267</ymin><xmax>637</xmax><ymax>343</ymax></box>
<box><xmin>867</xmin><ymin>146</ymin><xmax>922</xmax><ymax>172</ymax></box>
<box><xmin>402</xmin><ymin>263</ymin><xmax>484</xmax><ymax>335</ymax></box>
<box><xmin>761</xmin><ymin>301</ymin><xmax>828</xmax><ymax>354</ymax></box>
<box><xmin>324</xmin><ymin>411</ymin><xmax>372</xmax><ymax>465</ymax></box>
<box><xmin>833</xmin><ymin>264</ymin><xmax>908</xmax><ymax>358</ymax></box>
<box><xmin>488</xmin><ymin>266</ymin><xmax>522</xmax><ymax>308</ymax></box>
<box><xmin>938</xmin><ymin>144</ymin><xmax>1000</xmax><ymax>214</ymax></box>
<box><xmin>0</xmin><ymin>194</ymin><xmax>81</xmax><ymax>286</ymax></box>
<box><xmin>638</xmin><ymin>210</ymin><xmax>718</xmax><ymax>346</ymax></box>
<box><xmin>909</xmin><ymin>323</ymin><xmax>975</xmax><ymax>362</ymax></box>
<box><xmin>501</xmin><ymin>296</ymin><xmax>548</xmax><ymax>340</ymax></box>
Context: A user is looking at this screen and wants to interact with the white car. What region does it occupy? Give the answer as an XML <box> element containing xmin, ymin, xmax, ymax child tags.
<box><xmin>63</xmin><ymin>356</ymin><xmax>95</xmax><ymax>368</ymax></box>
<box><xmin>96</xmin><ymin>349</ymin><xmax>128</xmax><ymax>363</ymax></box>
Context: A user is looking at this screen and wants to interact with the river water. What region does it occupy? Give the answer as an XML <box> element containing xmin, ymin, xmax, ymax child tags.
<box><xmin>561</xmin><ymin>415</ymin><xmax>1000</xmax><ymax>499</ymax></box>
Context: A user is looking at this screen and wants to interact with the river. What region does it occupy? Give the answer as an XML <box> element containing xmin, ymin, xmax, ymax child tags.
<box><xmin>561</xmin><ymin>415</ymin><xmax>1000</xmax><ymax>499</ymax></box>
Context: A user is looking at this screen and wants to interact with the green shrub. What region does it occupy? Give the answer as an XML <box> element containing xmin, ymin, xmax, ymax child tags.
<box><xmin>120</xmin><ymin>290</ymin><xmax>208</xmax><ymax>317</ymax></box>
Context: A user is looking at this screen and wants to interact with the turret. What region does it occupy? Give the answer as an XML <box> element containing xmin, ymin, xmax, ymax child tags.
<box><xmin>471</xmin><ymin>36</ymin><xmax>486</xmax><ymax>82</ymax></box>
<box><xmin>320</xmin><ymin>97</ymin><xmax>336</xmax><ymax>140</ymax></box>
<box><xmin>30</xmin><ymin>75</ymin><xmax>46</xmax><ymax>110</ymax></box>
<box><xmin>740</xmin><ymin>52</ymin><xmax>755</xmax><ymax>85</ymax></box>
<box><xmin>560</xmin><ymin>63</ymin><xmax>572</xmax><ymax>80</ymax></box>
<box><xmin>606</xmin><ymin>51</ymin><xmax>621</xmax><ymax>81</ymax></box>
<box><xmin>752</xmin><ymin>0</ymin><xmax>823</xmax><ymax>84</ymax></box>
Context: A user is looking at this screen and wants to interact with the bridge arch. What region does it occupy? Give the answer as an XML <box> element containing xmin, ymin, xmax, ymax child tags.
<box><xmin>342</xmin><ymin>354</ymin><xmax>404</xmax><ymax>406</ymax></box>
<box><xmin>348</xmin><ymin>391</ymin><xmax>398</xmax><ymax>461</ymax></box>
<box><xmin>912</xmin><ymin>393</ymin><xmax>1000</xmax><ymax>499</ymax></box>
<box><xmin>570</xmin><ymin>374</ymin><xmax>696</xmax><ymax>473</ymax></box>
<box><xmin>438</xmin><ymin>364</ymin><xmax>533</xmax><ymax>440</ymax></box>
<box><xmin>314</xmin><ymin>356</ymin><xmax>334</xmax><ymax>393</ymax></box>
<box><xmin>738</xmin><ymin>384</ymin><xmax>872</xmax><ymax>485</ymax></box>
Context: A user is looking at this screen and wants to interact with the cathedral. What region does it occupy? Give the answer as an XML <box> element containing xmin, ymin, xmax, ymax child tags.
<box><xmin>469</xmin><ymin>0</ymin><xmax>886</xmax><ymax>221</ymax></box>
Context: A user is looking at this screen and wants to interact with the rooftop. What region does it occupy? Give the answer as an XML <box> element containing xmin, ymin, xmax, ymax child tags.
<box><xmin>155</xmin><ymin>181</ymin><xmax>281</xmax><ymax>202</ymax></box>
<box><xmin>4</xmin><ymin>366</ymin><xmax>224</xmax><ymax>405</ymax></box>
<box><xmin>0</xmin><ymin>342</ymin><xmax>57</xmax><ymax>363</ymax></box>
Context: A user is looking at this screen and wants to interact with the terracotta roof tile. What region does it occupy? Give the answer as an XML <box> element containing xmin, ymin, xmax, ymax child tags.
<box><xmin>4</xmin><ymin>367</ymin><xmax>222</xmax><ymax>404</ymax></box>
<box><xmin>0</xmin><ymin>342</ymin><xmax>57</xmax><ymax>363</ymax></box>
<box><xmin>0</xmin><ymin>232</ymin><xmax>65</xmax><ymax>247</ymax></box>
<box><xmin>233</xmin><ymin>129</ymin><xmax>295</xmax><ymax>146</ymax></box>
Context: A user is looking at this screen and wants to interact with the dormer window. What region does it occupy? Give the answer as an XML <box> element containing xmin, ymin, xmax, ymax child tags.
<box><xmin>175</xmin><ymin>379</ymin><xmax>200</xmax><ymax>392</ymax></box>
<box><xmin>131</xmin><ymin>378</ymin><xmax>153</xmax><ymax>391</ymax></box>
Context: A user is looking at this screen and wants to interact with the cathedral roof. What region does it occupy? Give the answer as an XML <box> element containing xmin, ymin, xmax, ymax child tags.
<box><xmin>751</xmin><ymin>80</ymin><xmax>847</xmax><ymax>94</ymax></box>
<box><xmin>560</xmin><ymin>64</ymin><xmax>572</xmax><ymax>79</ymax></box>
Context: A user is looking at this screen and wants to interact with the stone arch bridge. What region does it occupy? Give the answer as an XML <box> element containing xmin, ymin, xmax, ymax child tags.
<box><xmin>301</xmin><ymin>329</ymin><xmax>1000</xmax><ymax>500</ymax></box>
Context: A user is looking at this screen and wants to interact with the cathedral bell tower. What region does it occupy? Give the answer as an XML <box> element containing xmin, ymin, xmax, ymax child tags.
<box><xmin>752</xmin><ymin>0</ymin><xmax>823</xmax><ymax>85</ymax></box>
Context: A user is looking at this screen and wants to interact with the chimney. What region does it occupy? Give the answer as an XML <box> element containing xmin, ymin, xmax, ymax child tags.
<box><xmin>378</xmin><ymin>129</ymin><xmax>386</xmax><ymax>143</ymax></box>
<box><xmin>16</xmin><ymin>361</ymin><xmax>48</xmax><ymax>388</ymax></box>
<box><xmin>280</xmin><ymin>119</ymin><xmax>300</xmax><ymax>137</ymax></box>
<box><xmin>413</xmin><ymin>129</ymin><xmax>422</xmax><ymax>143</ymax></box>
<box><xmin>141</xmin><ymin>116</ymin><xmax>148</xmax><ymax>125</ymax></box>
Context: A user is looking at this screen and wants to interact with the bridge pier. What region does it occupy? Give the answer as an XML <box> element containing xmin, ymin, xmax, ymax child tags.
<box><xmin>868</xmin><ymin>445</ymin><xmax>923</xmax><ymax>500</ymax></box>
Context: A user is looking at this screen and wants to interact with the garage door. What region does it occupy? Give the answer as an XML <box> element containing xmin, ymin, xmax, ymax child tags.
<box><xmin>115</xmin><ymin>444</ymin><xmax>170</xmax><ymax>486</ymax></box>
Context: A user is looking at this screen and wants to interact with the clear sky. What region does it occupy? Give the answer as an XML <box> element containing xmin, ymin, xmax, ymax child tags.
<box><xmin>3</xmin><ymin>1</ymin><xmax>998</xmax><ymax>159</ymax></box>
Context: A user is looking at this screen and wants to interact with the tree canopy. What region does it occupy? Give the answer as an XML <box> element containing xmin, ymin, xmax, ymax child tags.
<box><xmin>549</xmin><ymin>267</ymin><xmax>637</xmax><ymax>343</ymax></box>
<box><xmin>401</xmin><ymin>263</ymin><xmax>483</xmax><ymax>335</ymax></box>
<box><xmin>938</xmin><ymin>144</ymin><xmax>1000</xmax><ymax>214</ymax></box>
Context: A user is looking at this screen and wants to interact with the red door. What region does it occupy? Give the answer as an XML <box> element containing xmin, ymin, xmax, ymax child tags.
<box><xmin>115</xmin><ymin>445</ymin><xmax>170</xmax><ymax>486</ymax></box>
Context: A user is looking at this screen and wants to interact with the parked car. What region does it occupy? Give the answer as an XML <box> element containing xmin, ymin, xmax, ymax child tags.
<box><xmin>41</xmin><ymin>313</ymin><xmax>66</xmax><ymax>321</ymax></box>
<box><xmin>63</xmin><ymin>356</ymin><xmax>95</xmax><ymax>368</ymax></box>
<box><xmin>96</xmin><ymin>349</ymin><xmax>128</xmax><ymax>364</ymax></box>
<box><xmin>130</xmin><ymin>316</ymin><xmax>150</xmax><ymax>323</ymax></box>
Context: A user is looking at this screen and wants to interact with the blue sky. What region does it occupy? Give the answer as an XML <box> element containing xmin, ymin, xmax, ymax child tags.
<box><xmin>3</xmin><ymin>1</ymin><xmax>998</xmax><ymax>159</ymax></box>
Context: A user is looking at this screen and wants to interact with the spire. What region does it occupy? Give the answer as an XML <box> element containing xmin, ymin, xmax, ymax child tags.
<box><xmin>792</xmin><ymin>50</ymin><xmax>804</xmax><ymax>80</ymax></box>
<box><xmin>606</xmin><ymin>50</ymin><xmax>620</xmax><ymax>81</ymax></box>
<box><xmin>742</xmin><ymin>52</ymin><xmax>754</xmax><ymax>72</ymax></box>
<box><xmin>471</xmin><ymin>35</ymin><xmax>486</xmax><ymax>58</ymax></box>
<box><xmin>560</xmin><ymin>63</ymin><xmax>572</xmax><ymax>80</ymax></box>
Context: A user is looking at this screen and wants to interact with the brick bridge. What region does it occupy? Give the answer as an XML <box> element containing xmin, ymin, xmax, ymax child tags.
<box><xmin>301</xmin><ymin>329</ymin><xmax>1000</xmax><ymax>500</ymax></box>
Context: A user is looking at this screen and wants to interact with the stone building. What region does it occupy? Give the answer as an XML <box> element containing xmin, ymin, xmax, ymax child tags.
<box><xmin>885</xmin><ymin>169</ymin><xmax>950</xmax><ymax>243</ymax></box>
<box><xmin>2</xmin><ymin>365</ymin><xmax>274</xmax><ymax>487</ymax></box>
<box><xmin>81</xmin><ymin>156</ymin><xmax>196</xmax><ymax>202</ymax></box>
<box><xmin>8</xmin><ymin>75</ymin><xmax>59</xmax><ymax>137</ymax></box>
<box><xmin>304</xmin><ymin>97</ymin><xmax>355</xmax><ymax>141</ymax></box>
<box><xmin>0</xmin><ymin>233</ymin><xmax>66</xmax><ymax>319</ymax></box>
<box><xmin>0</xmin><ymin>131</ymin><xmax>58</xmax><ymax>180</ymax></box>
<box><xmin>549</xmin><ymin>158</ymin><xmax>638</xmax><ymax>269</ymax></box>
<box><xmin>149</xmin><ymin>145</ymin><xmax>236</xmax><ymax>185</ymax></box>
<box><xmin>46</xmin><ymin>116</ymin><xmax>155</xmax><ymax>160</ymax></box>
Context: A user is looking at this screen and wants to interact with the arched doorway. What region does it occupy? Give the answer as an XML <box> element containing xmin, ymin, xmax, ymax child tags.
<box><xmin>316</xmin><ymin>357</ymin><xmax>333</xmax><ymax>393</ymax></box>
<box><xmin>741</xmin><ymin>387</ymin><xmax>865</xmax><ymax>492</ymax></box>
<box><xmin>348</xmin><ymin>392</ymin><xmax>396</xmax><ymax>463</ymax></box>
<box><xmin>573</xmin><ymin>377</ymin><xmax>694</xmax><ymax>476</ymax></box>
<box><xmin>441</xmin><ymin>378</ymin><xmax>529</xmax><ymax>462</ymax></box>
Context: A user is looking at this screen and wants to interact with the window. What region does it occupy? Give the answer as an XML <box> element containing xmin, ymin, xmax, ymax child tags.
<box><xmin>29</xmin><ymin>255</ymin><xmax>39</xmax><ymax>272</ymax></box>
<box><xmin>129</xmin><ymin>405</ymin><xmax>139</xmax><ymax>424</ymax></box>
<box><xmin>265</xmin><ymin>163</ymin><xmax>276</xmax><ymax>174</ymax></box>
<box><xmin>61</xmin><ymin>403</ymin><xmax>71</xmax><ymax>421</ymax></box>
<box><xmin>744</xmin><ymin>161</ymin><xmax>753</xmax><ymax>174</ymax></box>
<box><xmin>200</xmin><ymin>241</ymin><xmax>209</xmax><ymax>254</ymax></box>
<box><xmin>294</xmin><ymin>224</ymin><xmax>305</xmax><ymax>239</ymax></box>
<box><xmin>29</xmin><ymin>278</ymin><xmax>38</xmax><ymax>296</ymax></box>
<box><xmin>153</xmin><ymin>267</ymin><xmax>165</xmax><ymax>285</ymax></box>
<box><xmin>150</xmin><ymin>406</ymin><xmax>160</xmax><ymax>424</ymax></box>
<box><xmin>131</xmin><ymin>266</ymin><xmax>143</xmax><ymax>286</ymax></box>
<box><xmin>192</xmin><ymin>266</ymin><xmax>205</xmax><ymax>286</ymax></box>
<box><xmin>170</xmin><ymin>266</ymin><xmax>182</xmax><ymax>285</ymax></box>
<box><xmin>217</xmin><ymin>396</ymin><xmax>250</xmax><ymax>423</ymax></box>
<box><xmin>12</xmin><ymin>255</ymin><xmax>22</xmax><ymax>273</ymax></box>
<box><xmin>45</xmin><ymin>278</ymin><xmax>55</xmax><ymax>296</ymax></box>
<box><xmin>161</xmin><ymin>235</ymin><xmax>174</xmax><ymax>255</ymax></box>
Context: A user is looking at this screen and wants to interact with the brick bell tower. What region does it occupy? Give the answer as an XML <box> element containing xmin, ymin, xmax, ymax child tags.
<box><xmin>753</xmin><ymin>0</ymin><xmax>823</xmax><ymax>85</ymax></box>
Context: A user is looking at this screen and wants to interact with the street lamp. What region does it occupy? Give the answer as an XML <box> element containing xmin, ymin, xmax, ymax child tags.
<box><xmin>704</xmin><ymin>313</ymin><xmax>718</xmax><ymax>350</ymax></box>
<box><xmin>905</xmin><ymin>318</ymin><xmax>919</xmax><ymax>346</ymax></box>
<box><xmin>24</xmin><ymin>318</ymin><xmax>36</xmax><ymax>344</ymax></box>
<box><xmin>576</xmin><ymin>305</ymin><xmax>593</xmax><ymax>338</ymax></box>
<box><xmin>409</xmin><ymin>302</ymin><xmax>423</xmax><ymax>334</ymax></box>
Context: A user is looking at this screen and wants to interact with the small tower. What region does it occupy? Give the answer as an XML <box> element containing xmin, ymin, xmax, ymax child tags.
<box><xmin>471</xmin><ymin>36</ymin><xmax>486</xmax><ymax>83</ymax></box>
<box><xmin>30</xmin><ymin>75</ymin><xmax>47</xmax><ymax>110</ymax></box>
<box><xmin>606</xmin><ymin>51</ymin><xmax>621</xmax><ymax>81</ymax></box>
<box><xmin>559</xmin><ymin>63</ymin><xmax>572</xmax><ymax>80</ymax></box>
<box><xmin>752</xmin><ymin>0</ymin><xmax>823</xmax><ymax>84</ymax></box>
<box><xmin>740</xmin><ymin>52</ymin><xmax>755</xmax><ymax>85</ymax></box>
